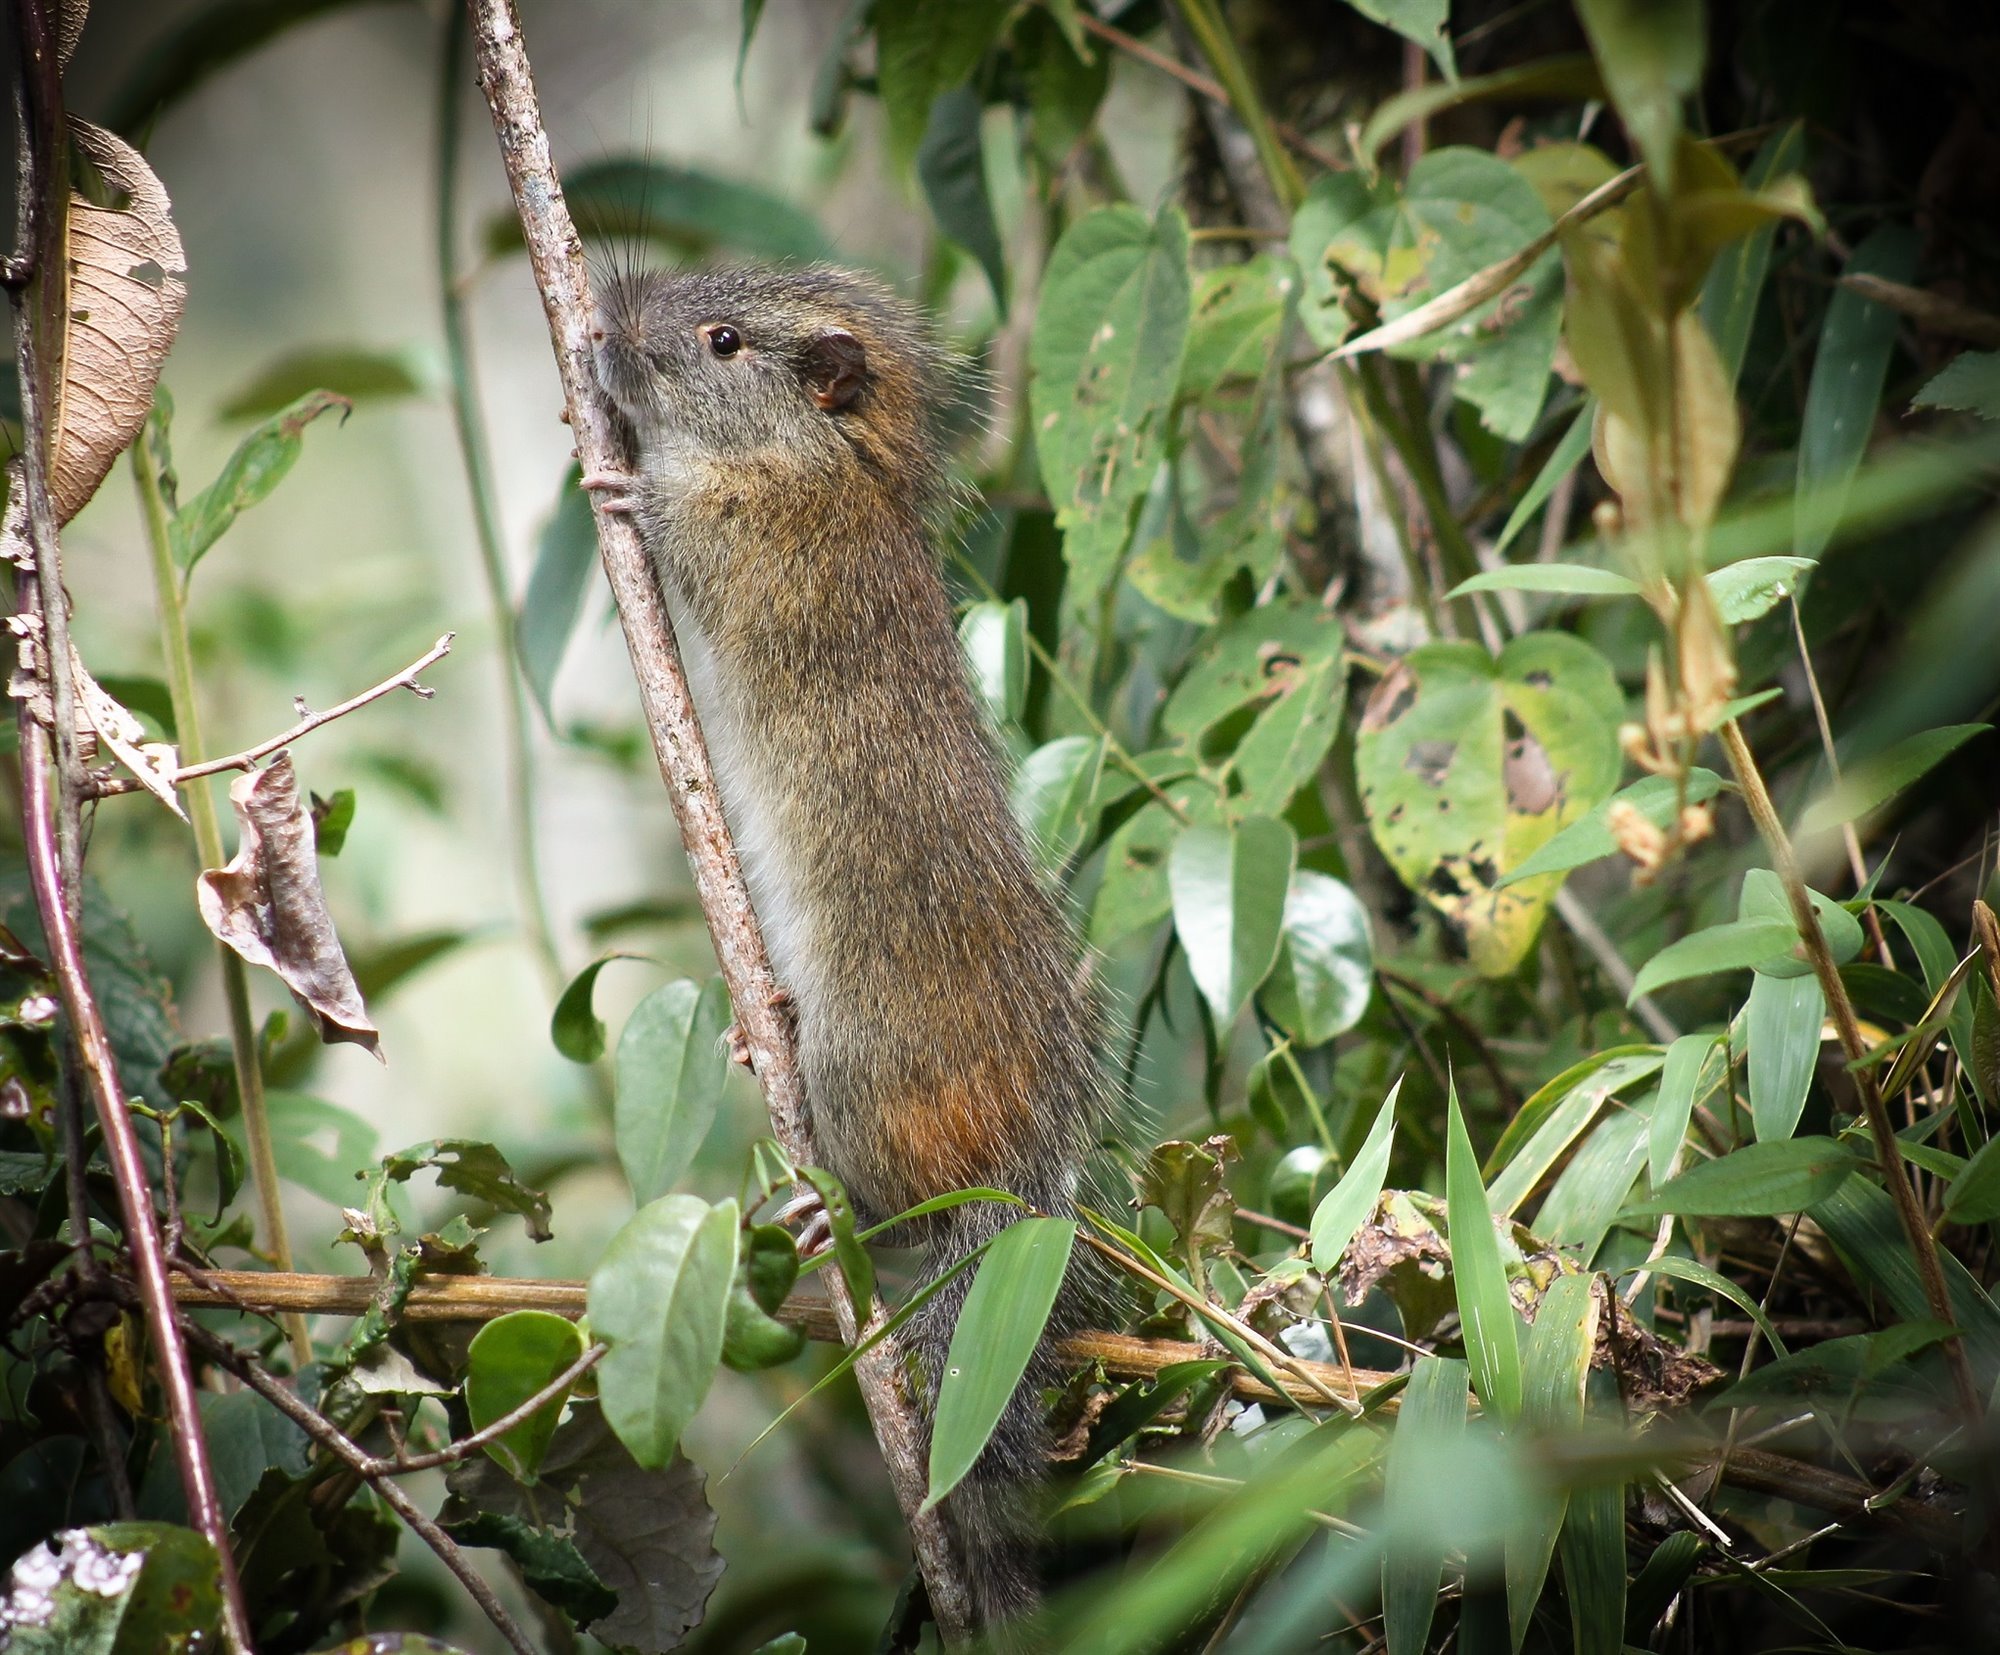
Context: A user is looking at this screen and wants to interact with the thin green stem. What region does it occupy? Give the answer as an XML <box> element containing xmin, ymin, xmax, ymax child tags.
<box><xmin>437</xmin><ymin>6</ymin><xmax>563</xmax><ymax>996</ymax></box>
<box><xmin>132</xmin><ymin>428</ymin><xmax>311</xmax><ymax>1369</ymax></box>
<box><xmin>1171</xmin><ymin>0</ymin><xmax>1303</xmax><ymax>212</ymax></box>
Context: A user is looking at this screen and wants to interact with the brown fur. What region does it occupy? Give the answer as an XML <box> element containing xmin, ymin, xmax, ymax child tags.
<box><xmin>592</xmin><ymin>265</ymin><xmax>1109</xmax><ymax>1630</ymax></box>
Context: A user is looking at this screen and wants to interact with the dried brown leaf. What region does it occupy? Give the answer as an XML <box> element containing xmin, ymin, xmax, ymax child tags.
<box><xmin>56</xmin><ymin>0</ymin><xmax>87</xmax><ymax>67</ymax></box>
<box><xmin>51</xmin><ymin>119</ymin><xmax>188</xmax><ymax>524</ymax></box>
<box><xmin>72</xmin><ymin>650</ymin><xmax>184</xmax><ymax>819</ymax></box>
<box><xmin>197</xmin><ymin>752</ymin><xmax>380</xmax><ymax>1056</ymax></box>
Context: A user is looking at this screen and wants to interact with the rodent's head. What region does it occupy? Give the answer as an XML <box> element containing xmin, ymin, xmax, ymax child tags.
<box><xmin>591</xmin><ymin>265</ymin><xmax>953</xmax><ymax>518</ymax></box>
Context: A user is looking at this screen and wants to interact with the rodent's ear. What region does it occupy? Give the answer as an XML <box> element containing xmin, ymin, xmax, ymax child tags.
<box><xmin>802</xmin><ymin>330</ymin><xmax>867</xmax><ymax>411</ymax></box>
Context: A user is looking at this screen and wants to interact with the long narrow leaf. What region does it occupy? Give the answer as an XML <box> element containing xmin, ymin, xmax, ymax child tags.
<box><xmin>1309</xmin><ymin>1079</ymin><xmax>1401</xmax><ymax>1270</ymax></box>
<box><xmin>1649</xmin><ymin>1033</ymin><xmax>1721</xmax><ymax>1189</ymax></box>
<box><xmin>1506</xmin><ymin>1273</ymin><xmax>1597</xmax><ymax>1651</ymax></box>
<box><xmin>1447</xmin><ymin>1085</ymin><xmax>1523</xmax><ymax>1418</ymax></box>
<box><xmin>1383</xmin><ymin>1356</ymin><xmax>1469</xmax><ymax>1655</ymax></box>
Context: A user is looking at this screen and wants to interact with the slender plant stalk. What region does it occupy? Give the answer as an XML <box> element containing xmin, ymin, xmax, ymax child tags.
<box><xmin>436</xmin><ymin>4</ymin><xmax>564</xmax><ymax>997</ymax></box>
<box><xmin>1718</xmin><ymin>719</ymin><xmax>1982</xmax><ymax>1427</ymax></box>
<box><xmin>458</xmin><ymin>1</ymin><xmax>974</xmax><ymax>1635</ymax></box>
<box><xmin>1172</xmin><ymin>0</ymin><xmax>1303</xmax><ymax>211</ymax></box>
<box><xmin>132</xmin><ymin>429</ymin><xmax>313</xmax><ymax>1368</ymax></box>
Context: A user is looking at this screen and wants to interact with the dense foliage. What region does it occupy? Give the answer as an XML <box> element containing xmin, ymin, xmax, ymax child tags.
<box><xmin>2</xmin><ymin>0</ymin><xmax>1998</xmax><ymax>1652</ymax></box>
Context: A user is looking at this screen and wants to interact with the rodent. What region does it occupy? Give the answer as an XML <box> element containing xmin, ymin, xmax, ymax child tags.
<box><xmin>588</xmin><ymin>264</ymin><xmax>1109</xmax><ymax>1629</ymax></box>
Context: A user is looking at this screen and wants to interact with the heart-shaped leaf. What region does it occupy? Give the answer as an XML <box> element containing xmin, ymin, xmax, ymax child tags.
<box><xmin>1356</xmin><ymin>633</ymin><xmax>1622</xmax><ymax>975</ymax></box>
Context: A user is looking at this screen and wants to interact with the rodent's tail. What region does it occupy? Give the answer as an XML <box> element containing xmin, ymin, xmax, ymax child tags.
<box><xmin>904</xmin><ymin>1194</ymin><xmax>1091</xmax><ymax>1632</ymax></box>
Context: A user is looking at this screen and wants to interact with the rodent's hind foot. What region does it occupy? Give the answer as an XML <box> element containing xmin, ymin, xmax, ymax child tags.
<box><xmin>580</xmin><ymin>468</ymin><xmax>638</xmax><ymax>515</ymax></box>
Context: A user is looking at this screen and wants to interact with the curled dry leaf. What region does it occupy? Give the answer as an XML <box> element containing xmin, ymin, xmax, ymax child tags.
<box><xmin>51</xmin><ymin>119</ymin><xmax>188</xmax><ymax>525</ymax></box>
<box><xmin>56</xmin><ymin>0</ymin><xmax>88</xmax><ymax>67</ymax></box>
<box><xmin>197</xmin><ymin>752</ymin><xmax>380</xmax><ymax>1056</ymax></box>
<box><xmin>72</xmin><ymin>651</ymin><xmax>184</xmax><ymax>819</ymax></box>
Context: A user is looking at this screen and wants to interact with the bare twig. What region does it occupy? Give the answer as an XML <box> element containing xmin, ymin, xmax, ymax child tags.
<box><xmin>9</xmin><ymin>2</ymin><xmax>252</xmax><ymax>1645</ymax></box>
<box><xmin>190</xmin><ymin>1327</ymin><xmax>538</xmax><ymax>1655</ymax></box>
<box><xmin>374</xmin><ymin>1342</ymin><xmax>606</xmax><ymax>1474</ymax></box>
<box><xmin>91</xmin><ymin>634</ymin><xmax>456</xmax><ymax>796</ymax></box>
<box><xmin>1076</xmin><ymin>12</ymin><xmax>1344</xmax><ymax>175</ymax></box>
<box><xmin>458</xmin><ymin>1</ymin><xmax>972</xmax><ymax>1635</ymax></box>
<box><xmin>1554</xmin><ymin>885</ymin><xmax>1681</xmax><ymax>1044</ymax></box>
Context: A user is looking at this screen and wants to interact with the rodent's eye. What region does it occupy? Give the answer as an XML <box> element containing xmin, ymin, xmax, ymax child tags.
<box><xmin>706</xmin><ymin>325</ymin><xmax>742</xmax><ymax>359</ymax></box>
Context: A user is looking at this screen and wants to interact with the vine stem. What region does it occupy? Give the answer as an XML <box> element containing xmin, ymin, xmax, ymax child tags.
<box><xmin>1718</xmin><ymin>719</ymin><xmax>1982</xmax><ymax>1427</ymax></box>
<box><xmin>8</xmin><ymin>5</ymin><xmax>253</xmax><ymax>1645</ymax></box>
<box><xmin>132</xmin><ymin>427</ymin><xmax>311</xmax><ymax>1370</ymax></box>
<box><xmin>457</xmin><ymin>1</ymin><xmax>973</xmax><ymax>1637</ymax></box>
<box><xmin>437</xmin><ymin>4</ymin><xmax>564</xmax><ymax>998</ymax></box>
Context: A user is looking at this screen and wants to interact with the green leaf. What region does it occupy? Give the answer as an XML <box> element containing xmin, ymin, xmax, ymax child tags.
<box><xmin>1228</xmin><ymin>655</ymin><xmax>1347</xmax><ymax>818</ymax></box>
<box><xmin>102</xmin><ymin>0</ymin><xmax>398</xmax><ymax>134</ymax></box>
<box><xmin>1020</xmin><ymin>7</ymin><xmax>1110</xmax><ymax>167</ymax></box>
<box><xmin>1347</xmin><ymin>0</ymin><xmax>1457</xmax><ymax>80</ymax></box>
<box><xmin>1574</xmin><ymin>0</ymin><xmax>1703</xmax><ymax>191</ymax></box>
<box><xmin>1746</xmin><ymin>970</ymin><xmax>1824</xmax><ymax>1142</ymax></box>
<box><xmin>1485</xmin><ymin>1047</ymin><xmax>1661</xmax><ymax>1176</ymax></box>
<box><xmin>1356</xmin><ymin>633</ymin><xmax>1623</xmax><ymax>975</ymax></box>
<box><xmin>1261</xmin><ymin>871</ymin><xmax>1373</xmax><ymax>1047</ymax></box>
<box><xmin>1624</xmin><ymin>1254</ymin><xmax>1789</xmax><ymax>1358</ymax></box>
<box><xmin>377</xmin><ymin>1138</ymin><xmax>553</xmax><ymax>1241</ymax></box>
<box><xmin>615</xmin><ymin>977</ymin><xmax>735</xmax><ymax>1206</ymax></box>
<box><xmin>1707</xmin><ymin>555</ymin><xmax>1815</xmax><ymax>623</ymax></box>
<box><xmin>1296</xmin><ymin>149</ymin><xmax>1562</xmax><ymax>438</ymax></box>
<box><xmin>1797</xmin><ymin>224</ymin><xmax>1922</xmax><ymax>560</ymax></box>
<box><xmin>1913</xmin><ymin>349</ymin><xmax>2000</xmax><ymax>420</ymax></box>
<box><xmin>800</xmin><ymin>1166</ymin><xmax>877</xmax><ymax>1307</ymax></box>
<box><xmin>1012</xmin><ymin>736</ymin><xmax>1103</xmax><ymax>873</ymax></box>
<box><xmin>1309</xmin><ymin>1080</ymin><xmax>1400</xmax><ymax>1271</ymax></box>
<box><xmin>1089</xmin><ymin>785</ymin><xmax>1214</xmax><ymax>949</ymax></box>
<box><xmin>590</xmin><ymin>1195</ymin><xmax>738</xmax><ymax>1468</ymax></box>
<box><xmin>737</xmin><ymin>0</ymin><xmax>770</xmax><ymax>92</ymax></box>
<box><xmin>919</xmin><ymin>86</ymin><xmax>1007</xmax><ymax>310</ymax></box>
<box><xmin>1162</xmin><ymin>598</ymin><xmax>1343</xmax><ymax>743</ymax></box>
<box><xmin>959</xmin><ymin>597</ymin><xmax>1028</xmax><ymax>727</ymax></box>
<box><xmin>925</xmin><ymin>1217</ymin><xmax>1076</xmax><ymax>1508</ymax></box>
<box><xmin>551</xmin><ymin>953</ymin><xmax>644</xmax><ymax>1066</ymax></box>
<box><xmin>874</xmin><ymin>0</ymin><xmax>1011</xmax><ymax>164</ymax></box>
<box><xmin>310</xmin><ymin>788</ymin><xmax>356</xmax><ymax>857</ymax></box>
<box><xmin>723</xmin><ymin>1224</ymin><xmax>807</xmax><ymax>1372</ymax></box>
<box><xmin>170</xmin><ymin>389</ymin><xmax>349</xmax><ymax>574</ymax></box>
<box><xmin>1699</xmin><ymin>122</ymin><xmax>1807</xmax><ymax>389</ymax></box>
<box><xmin>1181</xmin><ymin>255</ymin><xmax>1297</xmax><ymax>394</ymax></box>
<box><xmin>1945</xmin><ymin>1134</ymin><xmax>2000</xmax><ymax>1225</ymax></box>
<box><xmin>1506</xmin><ymin>1272</ymin><xmax>1596</xmax><ymax>1652</ymax></box>
<box><xmin>1500</xmin><ymin>768</ymin><xmax>1725</xmax><ymax>886</ymax></box>
<box><xmin>1649</xmin><ymin>1032</ymin><xmax>1721</xmax><ymax>1188</ymax></box>
<box><xmin>1737</xmin><ymin>867</ymin><xmax>1864</xmax><ymax>979</ymax></box>
<box><xmin>466</xmin><ymin>1310</ymin><xmax>588</xmax><ymax>1482</ymax></box>
<box><xmin>518</xmin><ymin>468</ymin><xmax>598</xmax><ymax>727</ymax></box>
<box><xmin>1534</xmin><ymin>1104</ymin><xmax>1651</xmax><ymax>1258</ymax></box>
<box><xmin>1488</xmin><ymin>1051</ymin><xmax>1662</xmax><ymax>1216</ymax></box>
<box><xmin>1491</xmin><ymin>398</ymin><xmax>1596</xmax><ymax>559</ymax></box>
<box><xmin>1446</xmin><ymin>1084</ymin><xmax>1523</xmax><ymax>1418</ymax></box>
<box><xmin>1382</xmin><ymin>1356</ymin><xmax>1468</xmax><ymax>1655</ymax></box>
<box><xmin>1628</xmin><ymin>917</ymin><xmax>1797</xmax><ymax>1000</ymax></box>
<box><xmin>485</xmin><ymin>156</ymin><xmax>828</xmax><ymax>264</ymax></box>
<box><xmin>2</xmin><ymin>1522</ymin><xmax>223</xmax><ymax>1655</ymax></box>
<box><xmin>1558</xmin><ymin>1465</ymin><xmax>1627</xmax><ymax>1655</ymax></box>
<box><xmin>1797</xmin><ymin>723</ymin><xmax>1990</xmax><ymax>839</ymax></box>
<box><xmin>1635</xmin><ymin>1136</ymin><xmax>1859</xmax><ymax>1216</ymax></box>
<box><xmin>1029</xmin><ymin>203</ymin><xmax>1193</xmax><ymax>611</ymax></box>
<box><xmin>218</xmin><ymin>346</ymin><xmax>424</xmax><ymax>421</ymax></box>
<box><xmin>1447</xmin><ymin>563</ymin><xmax>1641</xmax><ymax>600</ymax></box>
<box><xmin>1169</xmin><ymin>816</ymin><xmax>1297</xmax><ymax>1030</ymax></box>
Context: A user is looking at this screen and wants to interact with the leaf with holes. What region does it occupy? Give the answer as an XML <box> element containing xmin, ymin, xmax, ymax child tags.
<box><xmin>1292</xmin><ymin>148</ymin><xmax>1560</xmax><ymax>438</ymax></box>
<box><xmin>1355</xmin><ymin>633</ymin><xmax>1622</xmax><ymax>976</ymax></box>
<box><xmin>1030</xmin><ymin>203</ymin><xmax>1192</xmax><ymax>611</ymax></box>
<box><xmin>51</xmin><ymin>120</ymin><xmax>189</xmax><ymax>524</ymax></box>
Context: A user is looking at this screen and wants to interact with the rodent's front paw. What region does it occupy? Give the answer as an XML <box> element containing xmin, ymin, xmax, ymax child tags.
<box><xmin>580</xmin><ymin>467</ymin><xmax>639</xmax><ymax>515</ymax></box>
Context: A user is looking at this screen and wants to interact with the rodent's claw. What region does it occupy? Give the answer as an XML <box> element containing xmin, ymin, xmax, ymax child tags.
<box><xmin>580</xmin><ymin>468</ymin><xmax>638</xmax><ymax>515</ymax></box>
<box><xmin>724</xmin><ymin>1021</ymin><xmax>755</xmax><ymax>1071</ymax></box>
<box><xmin>768</xmin><ymin>1190</ymin><xmax>834</xmax><ymax>1261</ymax></box>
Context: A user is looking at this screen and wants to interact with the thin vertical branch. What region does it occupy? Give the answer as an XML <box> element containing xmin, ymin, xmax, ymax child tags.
<box><xmin>9</xmin><ymin>2</ymin><xmax>253</xmax><ymax>1645</ymax></box>
<box><xmin>131</xmin><ymin>430</ymin><xmax>311</xmax><ymax>1369</ymax></box>
<box><xmin>436</xmin><ymin>5</ymin><xmax>564</xmax><ymax>997</ymax></box>
<box><xmin>457</xmin><ymin>0</ymin><xmax>973</xmax><ymax>1636</ymax></box>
